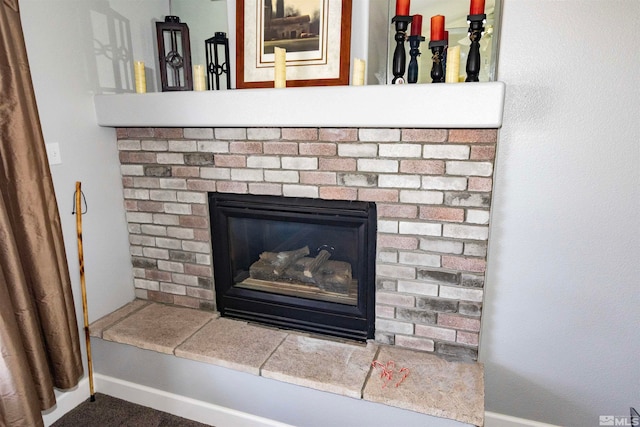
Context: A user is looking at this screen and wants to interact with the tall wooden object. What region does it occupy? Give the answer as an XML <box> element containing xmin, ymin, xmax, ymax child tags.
<box><xmin>156</xmin><ymin>16</ymin><xmax>193</xmax><ymax>91</ymax></box>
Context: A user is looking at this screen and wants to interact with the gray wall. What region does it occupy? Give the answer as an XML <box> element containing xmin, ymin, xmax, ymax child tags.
<box><xmin>18</xmin><ymin>1</ymin><xmax>640</xmax><ymax>425</ymax></box>
<box><xmin>20</xmin><ymin>0</ymin><xmax>171</xmax><ymax>319</ymax></box>
<box><xmin>19</xmin><ymin>0</ymin><xmax>168</xmax><ymax>401</ymax></box>
<box><xmin>482</xmin><ymin>1</ymin><xmax>639</xmax><ymax>425</ymax></box>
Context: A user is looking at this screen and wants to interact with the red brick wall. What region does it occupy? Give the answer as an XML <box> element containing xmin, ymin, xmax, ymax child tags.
<box><xmin>116</xmin><ymin>127</ymin><xmax>498</xmax><ymax>360</ymax></box>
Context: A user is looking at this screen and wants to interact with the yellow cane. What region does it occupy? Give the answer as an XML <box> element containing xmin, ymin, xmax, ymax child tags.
<box><xmin>74</xmin><ymin>181</ymin><xmax>95</xmax><ymax>402</ymax></box>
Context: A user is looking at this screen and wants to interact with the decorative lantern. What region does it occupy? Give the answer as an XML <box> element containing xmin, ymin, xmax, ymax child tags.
<box><xmin>156</xmin><ymin>16</ymin><xmax>193</xmax><ymax>91</ymax></box>
<box><xmin>205</xmin><ymin>32</ymin><xmax>231</xmax><ymax>90</ymax></box>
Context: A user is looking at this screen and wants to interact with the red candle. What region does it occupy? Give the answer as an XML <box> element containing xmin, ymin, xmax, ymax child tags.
<box><xmin>470</xmin><ymin>0</ymin><xmax>485</xmax><ymax>15</ymax></box>
<box><xmin>430</xmin><ymin>15</ymin><xmax>445</xmax><ymax>41</ymax></box>
<box><xmin>410</xmin><ymin>14</ymin><xmax>423</xmax><ymax>36</ymax></box>
<box><xmin>396</xmin><ymin>0</ymin><xmax>410</xmax><ymax>16</ymax></box>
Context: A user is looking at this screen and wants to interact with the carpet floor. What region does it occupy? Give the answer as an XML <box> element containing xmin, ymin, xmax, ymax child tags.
<box><xmin>51</xmin><ymin>393</ymin><xmax>213</xmax><ymax>427</ymax></box>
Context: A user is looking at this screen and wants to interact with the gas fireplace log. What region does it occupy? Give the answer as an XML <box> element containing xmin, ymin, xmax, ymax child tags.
<box><xmin>259</xmin><ymin>246</ymin><xmax>310</xmax><ymax>276</ymax></box>
<box><xmin>249</xmin><ymin>252</ymin><xmax>354</xmax><ymax>295</ymax></box>
<box><xmin>315</xmin><ymin>261</ymin><xmax>353</xmax><ymax>294</ymax></box>
<box><xmin>303</xmin><ymin>250</ymin><xmax>331</xmax><ymax>278</ymax></box>
<box><xmin>281</xmin><ymin>264</ymin><xmax>316</xmax><ymax>284</ymax></box>
<box><xmin>288</xmin><ymin>259</ymin><xmax>353</xmax><ymax>294</ymax></box>
<box><xmin>249</xmin><ymin>260</ymin><xmax>279</xmax><ymax>281</ymax></box>
<box><xmin>282</xmin><ymin>258</ymin><xmax>316</xmax><ymax>284</ymax></box>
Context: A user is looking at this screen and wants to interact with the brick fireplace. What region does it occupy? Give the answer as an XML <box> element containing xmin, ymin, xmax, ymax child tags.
<box><xmin>116</xmin><ymin>125</ymin><xmax>496</xmax><ymax>361</ymax></box>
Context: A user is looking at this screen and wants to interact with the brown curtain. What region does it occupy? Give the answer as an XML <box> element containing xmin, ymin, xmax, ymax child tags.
<box><xmin>0</xmin><ymin>0</ymin><xmax>83</xmax><ymax>426</ymax></box>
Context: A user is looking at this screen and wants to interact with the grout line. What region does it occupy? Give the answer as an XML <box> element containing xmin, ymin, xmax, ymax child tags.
<box><xmin>360</xmin><ymin>343</ymin><xmax>382</xmax><ymax>398</ymax></box>
<box><xmin>173</xmin><ymin>315</ymin><xmax>217</xmax><ymax>356</ymax></box>
<box><xmin>259</xmin><ymin>332</ymin><xmax>289</xmax><ymax>376</ymax></box>
<box><xmin>90</xmin><ymin>299</ymin><xmax>151</xmax><ymax>338</ymax></box>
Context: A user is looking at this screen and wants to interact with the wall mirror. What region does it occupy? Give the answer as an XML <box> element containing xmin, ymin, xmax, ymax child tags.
<box><xmin>171</xmin><ymin>0</ymin><xmax>230</xmax><ymax>89</ymax></box>
<box><xmin>368</xmin><ymin>0</ymin><xmax>501</xmax><ymax>85</ymax></box>
<box><xmin>169</xmin><ymin>1</ymin><xmax>501</xmax><ymax>88</ymax></box>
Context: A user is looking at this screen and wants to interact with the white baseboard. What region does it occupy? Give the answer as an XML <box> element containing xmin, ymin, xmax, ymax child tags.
<box><xmin>41</xmin><ymin>377</ymin><xmax>91</xmax><ymax>426</ymax></box>
<box><xmin>485</xmin><ymin>411</ymin><xmax>560</xmax><ymax>427</ymax></box>
<box><xmin>93</xmin><ymin>373</ymin><xmax>294</xmax><ymax>427</ymax></box>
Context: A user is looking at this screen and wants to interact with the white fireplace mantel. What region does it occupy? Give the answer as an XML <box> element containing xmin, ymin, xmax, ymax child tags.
<box><xmin>94</xmin><ymin>82</ymin><xmax>505</xmax><ymax>129</ymax></box>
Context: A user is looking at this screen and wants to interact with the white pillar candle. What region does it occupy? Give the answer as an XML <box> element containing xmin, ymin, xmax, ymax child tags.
<box><xmin>274</xmin><ymin>47</ymin><xmax>286</xmax><ymax>88</ymax></box>
<box><xmin>352</xmin><ymin>58</ymin><xmax>365</xmax><ymax>86</ymax></box>
<box><xmin>193</xmin><ymin>65</ymin><xmax>207</xmax><ymax>91</ymax></box>
<box><xmin>445</xmin><ymin>45</ymin><xmax>461</xmax><ymax>83</ymax></box>
<box><xmin>134</xmin><ymin>61</ymin><xmax>146</xmax><ymax>93</ymax></box>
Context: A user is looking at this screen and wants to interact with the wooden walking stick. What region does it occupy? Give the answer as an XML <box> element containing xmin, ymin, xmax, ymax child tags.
<box><xmin>74</xmin><ymin>181</ymin><xmax>95</xmax><ymax>402</ymax></box>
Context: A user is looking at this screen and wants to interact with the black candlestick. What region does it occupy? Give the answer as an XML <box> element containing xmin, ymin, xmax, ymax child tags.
<box><xmin>465</xmin><ymin>13</ymin><xmax>486</xmax><ymax>82</ymax></box>
<box><xmin>442</xmin><ymin>39</ymin><xmax>448</xmax><ymax>77</ymax></box>
<box><xmin>391</xmin><ymin>16</ymin><xmax>412</xmax><ymax>84</ymax></box>
<box><xmin>407</xmin><ymin>35</ymin><xmax>425</xmax><ymax>84</ymax></box>
<box><xmin>429</xmin><ymin>40</ymin><xmax>447</xmax><ymax>83</ymax></box>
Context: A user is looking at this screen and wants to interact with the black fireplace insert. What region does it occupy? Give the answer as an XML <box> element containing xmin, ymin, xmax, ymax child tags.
<box><xmin>209</xmin><ymin>193</ymin><xmax>376</xmax><ymax>341</ymax></box>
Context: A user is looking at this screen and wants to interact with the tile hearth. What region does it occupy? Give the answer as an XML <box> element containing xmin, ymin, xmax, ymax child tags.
<box><xmin>90</xmin><ymin>300</ymin><xmax>484</xmax><ymax>426</ymax></box>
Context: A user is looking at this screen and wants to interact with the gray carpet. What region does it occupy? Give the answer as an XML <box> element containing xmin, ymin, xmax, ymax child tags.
<box><xmin>52</xmin><ymin>393</ymin><xmax>213</xmax><ymax>427</ymax></box>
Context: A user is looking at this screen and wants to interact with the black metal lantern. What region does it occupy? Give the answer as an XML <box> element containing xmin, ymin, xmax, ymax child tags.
<box><xmin>205</xmin><ymin>32</ymin><xmax>230</xmax><ymax>90</ymax></box>
<box><xmin>156</xmin><ymin>16</ymin><xmax>193</xmax><ymax>91</ymax></box>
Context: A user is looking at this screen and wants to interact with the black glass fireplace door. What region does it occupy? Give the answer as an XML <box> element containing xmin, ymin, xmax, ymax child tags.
<box><xmin>209</xmin><ymin>194</ymin><xmax>376</xmax><ymax>341</ymax></box>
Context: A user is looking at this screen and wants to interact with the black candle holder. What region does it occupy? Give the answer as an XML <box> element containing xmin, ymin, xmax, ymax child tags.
<box><xmin>156</xmin><ymin>16</ymin><xmax>193</xmax><ymax>91</ymax></box>
<box><xmin>205</xmin><ymin>32</ymin><xmax>231</xmax><ymax>90</ymax></box>
<box><xmin>407</xmin><ymin>35</ymin><xmax>425</xmax><ymax>84</ymax></box>
<box><xmin>429</xmin><ymin>40</ymin><xmax>447</xmax><ymax>83</ymax></box>
<box><xmin>391</xmin><ymin>15</ymin><xmax>412</xmax><ymax>84</ymax></box>
<box><xmin>465</xmin><ymin>13</ymin><xmax>486</xmax><ymax>82</ymax></box>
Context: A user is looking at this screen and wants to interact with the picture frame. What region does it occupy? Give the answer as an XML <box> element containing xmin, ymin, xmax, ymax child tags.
<box><xmin>236</xmin><ymin>0</ymin><xmax>352</xmax><ymax>88</ymax></box>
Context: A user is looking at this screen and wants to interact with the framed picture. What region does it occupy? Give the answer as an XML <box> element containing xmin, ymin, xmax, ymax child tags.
<box><xmin>236</xmin><ymin>0</ymin><xmax>352</xmax><ymax>88</ymax></box>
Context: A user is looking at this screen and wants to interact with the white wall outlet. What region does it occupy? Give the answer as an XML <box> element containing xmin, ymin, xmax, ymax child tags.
<box><xmin>45</xmin><ymin>142</ymin><xmax>62</xmax><ymax>165</ymax></box>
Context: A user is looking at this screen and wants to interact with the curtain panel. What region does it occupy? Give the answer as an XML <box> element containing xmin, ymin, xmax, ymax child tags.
<box><xmin>0</xmin><ymin>1</ymin><xmax>83</xmax><ymax>426</ymax></box>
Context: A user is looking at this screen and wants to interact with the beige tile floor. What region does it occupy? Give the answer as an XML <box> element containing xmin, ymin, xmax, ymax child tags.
<box><xmin>90</xmin><ymin>300</ymin><xmax>484</xmax><ymax>426</ymax></box>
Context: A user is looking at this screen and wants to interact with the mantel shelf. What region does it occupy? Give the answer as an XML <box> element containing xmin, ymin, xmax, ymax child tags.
<box><xmin>94</xmin><ymin>82</ymin><xmax>505</xmax><ymax>129</ymax></box>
